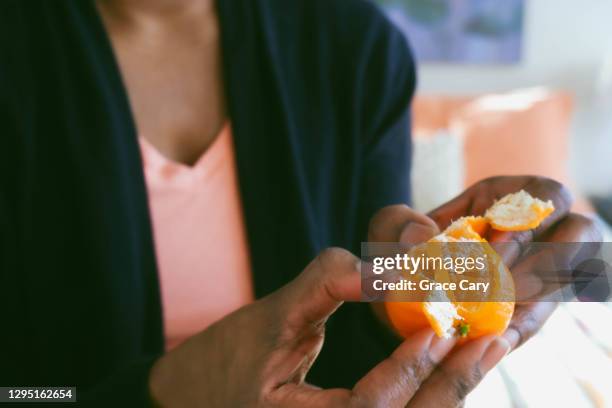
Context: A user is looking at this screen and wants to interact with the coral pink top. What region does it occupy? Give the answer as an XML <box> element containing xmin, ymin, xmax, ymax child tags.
<box><xmin>139</xmin><ymin>125</ymin><xmax>254</xmax><ymax>351</ymax></box>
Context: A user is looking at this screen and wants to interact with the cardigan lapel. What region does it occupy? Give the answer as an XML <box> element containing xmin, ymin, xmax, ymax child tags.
<box><xmin>217</xmin><ymin>0</ymin><xmax>319</xmax><ymax>297</ymax></box>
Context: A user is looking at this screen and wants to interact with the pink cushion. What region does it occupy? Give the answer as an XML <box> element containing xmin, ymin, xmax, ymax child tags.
<box><xmin>413</xmin><ymin>90</ymin><xmax>593</xmax><ymax>213</ymax></box>
<box><xmin>457</xmin><ymin>90</ymin><xmax>572</xmax><ymax>187</ymax></box>
<box><xmin>412</xmin><ymin>95</ymin><xmax>474</xmax><ymax>137</ymax></box>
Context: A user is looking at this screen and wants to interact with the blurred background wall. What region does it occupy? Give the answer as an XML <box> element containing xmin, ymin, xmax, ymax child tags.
<box><xmin>416</xmin><ymin>0</ymin><xmax>612</xmax><ymax>196</ymax></box>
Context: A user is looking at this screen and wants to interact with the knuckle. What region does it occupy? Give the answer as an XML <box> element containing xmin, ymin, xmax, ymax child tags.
<box><xmin>511</xmin><ymin>230</ymin><xmax>533</xmax><ymax>249</ymax></box>
<box><xmin>414</xmin><ymin>353</ymin><xmax>437</xmax><ymax>380</ymax></box>
<box><xmin>434</xmin><ymin>362</ymin><xmax>483</xmax><ymax>404</ymax></box>
<box><xmin>507</xmin><ymin>324</ymin><xmax>526</xmax><ymax>348</ymax></box>
<box><xmin>483</xmin><ymin>176</ymin><xmax>503</xmax><ymax>185</ymax></box>
<box><xmin>540</xmin><ymin>176</ymin><xmax>564</xmax><ymax>189</ymax></box>
<box><xmin>450</xmin><ymin>366</ymin><xmax>483</xmax><ymax>402</ymax></box>
<box><xmin>559</xmin><ymin>186</ymin><xmax>575</xmax><ymax>207</ymax></box>
<box><xmin>530</xmin><ymin>175</ymin><xmax>555</xmax><ymax>185</ymax></box>
<box><xmin>565</xmin><ymin>213</ymin><xmax>594</xmax><ymax>228</ymax></box>
<box><xmin>317</xmin><ymin>247</ymin><xmax>358</xmax><ymax>275</ymax></box>
<box><xmin>280</xmin><ymin>294</ymin><xmax>329</xmax><ymax>340</ymax></box>
<box><xmin>368</xmin><ymin>205</ymin><xmax>410</xmax><ymax>237</ymax></box>
<box><xmin>564</xmin><ymin>213</ymin><xmax>603</xmax><ymax>242</ymax></box>
<box><xmin>520</xmin><ymin>310</ymin><xmax>540</xmax><ymax>334</ymax></box>
<box><xmin>348</xmin><ymin>394</ymin><xmax>372</xmax><ymax>408</ymax></box>
<box><xmin>541</xmin><ymin>177</ymin><xmax>574</xmax><ymax>206</ymax></box>
<box><xmin>397</xmin><ymin>357</ymin><xmax>419</xmax><ymax>386</ymax></box>
<box><xmin>510</xmin><ymin>309</ymin><xmax>540</xmax><ymax>347</ymax></box>
<box><xmin>395</xmin><ymin>353</ymin><xmax>435</xmax><ymax>391</ymax></box>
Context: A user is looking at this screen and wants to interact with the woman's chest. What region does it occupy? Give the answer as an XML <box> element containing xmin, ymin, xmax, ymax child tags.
<box><xmin>101</xmin><ymin>13</ymin><xmax>226</xmax><ymax>166</ymax></box>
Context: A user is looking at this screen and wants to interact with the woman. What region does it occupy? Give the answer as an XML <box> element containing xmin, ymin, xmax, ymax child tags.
<box><xmin>0</xmin><ymin>0</ymin><xmax>598</xmax><ymax>406</ymax></box>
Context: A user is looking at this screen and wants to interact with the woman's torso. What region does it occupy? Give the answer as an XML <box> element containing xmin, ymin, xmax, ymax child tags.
<box><xmin>139</xmin><ymin>124</ymin><xmax>253</xmax><ymax>351</ymax></box>
<box><xmin>96</xmin><ymin>0</ymin><xmax>226</xmax><ymax>166</ymax></box>
<box><xmin>98</xmin><ymin>1</ymin><xmax>254</xmax><ymax>350</ymax></box>
<box><xmin>1</xmin><ymin>0</ymin><xmax>414</xmax><ymax>391</ymax></box>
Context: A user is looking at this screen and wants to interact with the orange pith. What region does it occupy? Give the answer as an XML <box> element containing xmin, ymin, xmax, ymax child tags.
<box><xmin>385</xmin><ymin>190</ymin><xmax>555</xmax><ymax>340</ymax></box>
<box><xmin>485</xmin><ymin>190</ymin><xmax>555</xmax><ymax>232</ymax></box>
<box><xmin>488</xmin><ymin>203</ymin><xmax>554</xmax><ymax>231</ymax></box>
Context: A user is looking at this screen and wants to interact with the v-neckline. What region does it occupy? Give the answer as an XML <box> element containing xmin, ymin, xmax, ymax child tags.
<box><xmin>139</xmin><ymin>125</ymin><xmax>228</xmax><ymax>172</ymax></box>
<box><xmin>87</xmin><ymin>0</ymin><xmax>235</xmax><ymax>168</ymax></box>
<box><xmin>138</xmin><ymin>124</ymin><xmax>230</xmax><ymax>186</ymax></box>
<box><xmin>83</xmin><ymin>0</ymin><xmax>292</xmax><ymax>297</ymax></box>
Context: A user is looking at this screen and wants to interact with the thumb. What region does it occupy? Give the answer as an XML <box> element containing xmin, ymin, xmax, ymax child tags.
<box><xmin>369</xmin><ymin>205</ymin><xmax>440</xmax><ymax>244</ymax></box>
<box><xmin>280</xmin><ymin>248</ymin><xmax>361</xmax><ymax>330</ymax></box>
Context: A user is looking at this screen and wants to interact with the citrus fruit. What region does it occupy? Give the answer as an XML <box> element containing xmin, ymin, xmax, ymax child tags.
<box><xmin>485</xmin><ymin>190</ymin><xmax>554</xmax><ymax>232</ymax></box>
<box><xmin>385</xmin><ymin>190</ymin><xmax>554</xmax><ymax>340</ymax></box>
<box><xmin>443</xmin><ymin>216</ymin><xmax>489</xmax><ymax>242</ymax></box>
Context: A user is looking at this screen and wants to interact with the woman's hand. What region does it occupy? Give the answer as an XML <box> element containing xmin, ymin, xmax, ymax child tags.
<box><xmin>149</xmin><ymin>247</ymin><xmax>509</xmax><ymax>407</ymax></box>
<box><xmin>427</xmin><ymin>176</ymin><xmax>601</xmax><ymax>351</ymax></box>
<box><xmin>369</xmin><ymin>176</ymin><xmax>601</xmax><ymax>353</ymax></box>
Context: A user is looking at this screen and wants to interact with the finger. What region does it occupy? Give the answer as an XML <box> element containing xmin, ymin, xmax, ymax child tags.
<box><xmin>428</xmin><ymin>176</ymin><xmax>536</xmax><ymax>230</ymax></box>
<box><xmin>407</xmin><ymin>336</ymin><xmax>511</xmax><ymax>408</ymax></box>
<box><xmin>503</xmin><ymin>301</ymin><xmax>558</xmax><ymax>350</ymax></box>
<box><xmin>538</xmin><ymin>213</ymin><xmax>603</xmax><ymax>301</ymax></box>
<box><xmin>507</xmin><ymin>213</ymin><xmax>602</xmax><ymax>301</ymax></box>
<box><xmin>367</xmin><ymin>206</ymin><xmax>439</xmax><ymax>326</ymax></box>
<box><xmin>487</xmin><ymin>178</ymin><xmax>574</xmax><ymax>245</ymax></box>
<box><xmin>268</xmin><ymin>248</ymin><xmax>361</xmax><ymax>386</ymax></box>
<box><xmin>267</xmin><ymin>383</ymin><xmax>352</xmax><ymax>408</ymax></box>
<box><xmin>510</xmin><ymin>250</ymin><xmax>551</xmax><ymax>301</ymax></box>
<box><xmin>268</xmin><ymin>330</ymin><xmax>455</xmax><ymax>408</ymax></box>
<box><xmin>365</xmin><ymin>205</ymin><xmax>438</xmax><ymax>303</ymax></box>
<box><xmin>368</xmin><ymin>204</ymin><xmax>440</xmax><ymax>244</ymax></box>
<box><xmin>511</xmin><ymin>247</ymin><xmax>583</xmax><ymax>302</ymax></box>
<box><xmin>351</xmin><ymin>329</ymin><xmax>456</xmax><ymax>407</ymax></box>
<box><xmin>278</xmin><ymin>248</ymin><xmax>361</xmax><ymax>330</ymax></box>
<box><xmin>540</xmin><ymin>213</ymin><xmax>602</xmax><ymax>244</ymax></box>
<box><xmin>429</xmin><ymin>176</ymin><xmax>573</xmax><ymax>234</ymax></box>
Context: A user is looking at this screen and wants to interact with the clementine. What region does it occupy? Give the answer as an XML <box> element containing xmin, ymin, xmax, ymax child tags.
<box><xmin>385</xmin><ymin>190</ymin><xmax>554</xmax><ymax>340</ymax></box>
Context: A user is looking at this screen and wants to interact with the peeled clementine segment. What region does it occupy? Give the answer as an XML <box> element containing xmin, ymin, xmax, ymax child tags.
<box><xmin>485</xmin><ymin>190</ymin><xmax>555</xmax><ymax>232</ymax></box>
<box><xmin>443</xmin><ymin>216</ymin><xmax>488</xmax><ymax>242</ymax></box>
<box><xmin>423</xmin><ymin>300</ymin><xmax>463</xmax><ymax>338</ymax></box>
<box><xmin>384</xmin><ymin>190</ymin><xmax>555</xmax><ymax>340</ymax></box>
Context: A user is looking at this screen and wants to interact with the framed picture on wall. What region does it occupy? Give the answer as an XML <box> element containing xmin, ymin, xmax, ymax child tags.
<box><xmin>375</xmin><ymin>0</ymin><xmax>525</xmax><ymax>64</ymax></box>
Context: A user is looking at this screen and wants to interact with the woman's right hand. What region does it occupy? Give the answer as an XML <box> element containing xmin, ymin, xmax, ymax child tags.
<box><xmin>149</xmin><ymin>246</ymin><xmax>509</xmax><ymax>407</ymax></box>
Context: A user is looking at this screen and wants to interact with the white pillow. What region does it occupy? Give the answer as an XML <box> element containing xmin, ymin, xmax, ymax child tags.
<box><xmin>411</xmin><ymin>130</ymin><xmax>465</xmax><ymax>213</ymax></box>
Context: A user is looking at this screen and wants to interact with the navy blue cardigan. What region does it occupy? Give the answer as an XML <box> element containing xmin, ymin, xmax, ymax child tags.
<box><xmin>0</xmin><ymin>0</ymin><xmax>415</xmax><ymax>405</ymax></box>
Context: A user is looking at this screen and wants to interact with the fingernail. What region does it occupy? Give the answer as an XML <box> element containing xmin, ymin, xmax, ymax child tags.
<box><xmin>400</xmin><ymin>223</ymin><xmax>437</xmax><ymax>244</ymax></box>
<box><xmin>355</xmin><ymin>259</ymin><xmax>362</xmax><ymax>274</ymax></box>
<box><xmin>480</xmin><ymin>337</ymin><xmax>511</xmax><ymax>373</ymax></box>
<box><xmin>429</xmin><ymin>335</ymin><xmax>457</xmax><ymax>362</ymax></box>
<box><xmin>502</xmin><ymin>328</ymin><xmax>520</xmax><ymax>350</ymax></box>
